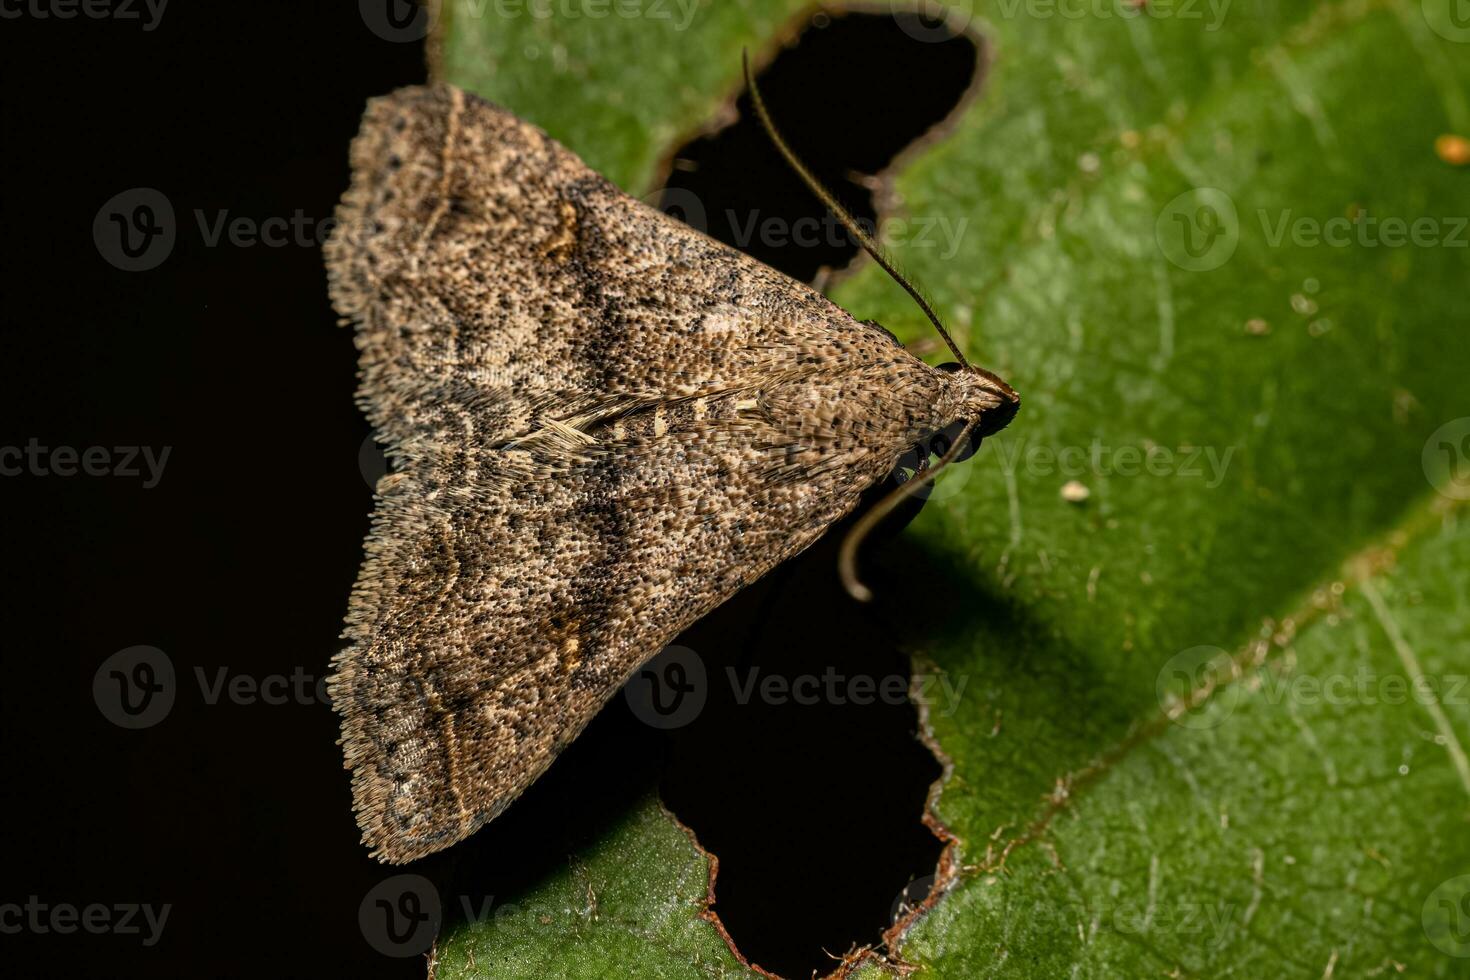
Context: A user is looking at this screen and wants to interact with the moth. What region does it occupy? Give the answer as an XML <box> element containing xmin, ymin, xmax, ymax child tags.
<box><xmin>325</xmin><ymin>61</ymin><xmax>1019</xmax><ymax>863</ymax></box>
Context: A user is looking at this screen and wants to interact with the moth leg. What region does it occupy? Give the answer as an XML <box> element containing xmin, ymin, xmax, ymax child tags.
<box><xmin>866</xmin><ymin>438</ymin><xmax>933</xmax><ymax>535</ymax></box>
<box><xmin>889</xmin><ymin>441</ymin><xmax>923</xmax><ymax>485</ymax></box>
<box><xmin>914</xmin><ymin>441</ymin><xmax>933</xmax><ymax>474</ymax></box>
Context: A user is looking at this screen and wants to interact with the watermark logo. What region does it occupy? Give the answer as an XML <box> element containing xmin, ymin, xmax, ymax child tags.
<box><xmin>95</xmin><ymin>188</ymin><xmax>337</xmax><ymax>271</ymax></box>
<box><xmin>94</xmin><ymin>188</ymin><xmax>175</xmax><ymax>272</ymax></box>
<box><xmin>359</xmin><ymin>874</ymin><xmax>441</xmax><ymax>957</ymax></box>
<box><xmin>1423</xmin><ymin>0</ymin><xmax>1470</xmax><ymax>43</ymax></box>
<box><xmin>891</xmin><ymin>874</ymin><xmax>936</xmax><ymax>923</ymax></box>
<box><xmin>1156</xmin><ymin>188</ymin><xmax>1239</xmax><ymax>271</ymax></box>
<box><xmin>886</xmin><ymin>423</ymin><xmax>982</xmax><ymax>503</ymax></box>
<box><xmin>93</xmin><ymin>646</ymin><xmax>175</xmax><ymax>729</ymax></box>
<box><xmin>360</xmin><ymin>434</ymin><xmax>391</xmax><ymax>490</ymax></box>
<box><xmin>1423</xmin><ymin>418</ymin><xmax>1470</xmax><ymax>501</ymax></box>
<box><xmin>95</xmin><ymin>649</ymin><xmax>334</xmax><ymax>728</ymax></box>
<box><xmin>623</xmin><ymin>644</ymin><xmax>707</xmax><ymax>729</ymax></box>
<box><xmin>645</xmin><ymin>186</ymin><xmax>709</xmax><ymax>236</ymax></box>
<box><xmin>1156</xmin><ymin>646</ymin><xmax>1239</xmax><ymax>730</ymax></box>
<box><xmin>360</xmin><ymin>0</ymin><xmax>439</xmax><ymax>42</ymax></box>
<box><xmin>1424</xmin><ymin>874</ymin><xmax>1470</xmax><ymax>957</ymax></box>
<box><xmin>890</xmin><ymin>0</ymin><xmax>973</xmax><ymax>43</ymax></box>
<box><xmin>357</xmin><ymin>881</ymin><xmax>528</xmax><ymax>957</ymax></box>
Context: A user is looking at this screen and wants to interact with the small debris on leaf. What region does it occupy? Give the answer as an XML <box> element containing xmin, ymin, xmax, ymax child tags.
<box><xmin>1435</xmin><ymin>133</ymin><xmax>1470</xmax><ymax>166</ymax></box>
<box><xmin>1061</xmin><ymin>480</ymin><xmax>1091</xmax><ymax>503</ymax></box>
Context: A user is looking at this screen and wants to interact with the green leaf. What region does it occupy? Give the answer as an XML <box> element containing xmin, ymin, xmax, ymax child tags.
<box><xmin>429</xmin><ymin>0</ymin><xmax>1470</xmax><ymax>976</ymax></box>
<box><xmin>432</xmin><ymin>798</ymin><xmax>758</xmax><ymax>978</ymax></box>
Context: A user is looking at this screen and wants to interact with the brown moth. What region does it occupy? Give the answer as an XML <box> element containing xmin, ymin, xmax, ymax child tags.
<box><xmin>325</xmin><ymin>74</ymin><xmax>1019</xmax><ymax>863</ymax></box>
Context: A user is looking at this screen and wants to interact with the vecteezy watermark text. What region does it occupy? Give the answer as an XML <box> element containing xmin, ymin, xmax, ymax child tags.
<box><xmin>460</xmin><ymin>0</ymin><xmax>697</xmax><ymax>29</ymax></box>
<box><xmin>993</xmin><ymin>0</ymin><xmax>1231</xmax><ymax>30</ymax></box>
<box><xmin>724</xmin><ymin>210</ymin><xmax>969</xmax><ymax>260</ymax></box>
<box><xmin>621</xmin><ymin>646</ymin><xmax>972</xmax><ymax>729</ymax></box>
<box><xmin>889</xmin><ymin>0</ymin><xmax>1230</xmax><ymax>43</ymax></box>
<box><xmin>1159</xmin><ymin>645</ymin><xmax>1470</xmax><ymax>730</ymax></box>
<box><xmin>94</xmin><ymin>188</ymin><xmax>337</xmax><ymax>271</ymax></box>
<box><xmin>1</xmin><ymin>439</ymin><xmax>169</xmax><ymax>488</ymax></box>
<box><xmin>1157</xmin><ymin>187</ymin><xmax>1469</xmax><ymax>272</ymax></box>
<box><xmin>1258</xmin><ymin>209</ymin><xmax>1469</xmax><ymax>249</ymax></box>
<box><xmin>0</xmin><ymin>897</ymin><xmax>170</xmax><ymax>946</ymax></box>
<box><xmin>990</xmin><ymin>438</ymin><xmax>1237</xmax><ymax>488</ymax></box>
<box><xmin>94</xmin><ymin>647</ymin><xmax>331</xmax><ymax>729</ymax></box>
<box><xmin>651</xmin><ymin>189</ymin><xmax>972</xmax><ymax>261</ymax></box>
<box><xmin>726</xmin><ymin>666</ymin><xmax>968</xmax><ymax>714</ymax></box>
<box><xmin>359</xmin><ymin>0</ymin><xmax>698</xmax><ymax>43</ymax></box>
<box><xmin>0</xmin><ymin>0</ymin><xmax>167</xmax><ymax>30</ymax></box>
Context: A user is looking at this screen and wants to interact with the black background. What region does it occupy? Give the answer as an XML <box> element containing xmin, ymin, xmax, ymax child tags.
<box><xmin>0</xmin><ymin>5</ymin><xmax>979</xmax><ymax>977</ymax></box>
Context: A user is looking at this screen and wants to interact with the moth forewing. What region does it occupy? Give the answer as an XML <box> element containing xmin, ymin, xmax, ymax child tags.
<box><xmin>325</xmin><ymin>83</ymin><xmax>1017</xmax><ymax>863</ymax></box>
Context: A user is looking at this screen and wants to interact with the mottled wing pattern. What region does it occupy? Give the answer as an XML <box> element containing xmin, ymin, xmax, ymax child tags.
<box><xmin>325</xmin><ymin>85</ymin><xmax>967</xmax><ymax>862</ymax></box>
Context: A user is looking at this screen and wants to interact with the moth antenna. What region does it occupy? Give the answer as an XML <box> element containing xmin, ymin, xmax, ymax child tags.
<box><xmin>742</xmin><ymin>49</ymin><xmax>969</xmax><ymax>368</ymax></box>
<box><xmin>839</xmin><ymin>418</ymin><xmax>978</xmax><ymax>602</ymax></box>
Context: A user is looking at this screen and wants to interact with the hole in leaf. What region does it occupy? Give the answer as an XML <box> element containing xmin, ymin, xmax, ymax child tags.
<box><xmin>651</xmin><ymin>10</ymin><xmax>984</xmax><ymax>977</ymax></box>
<box><xmin>659</xmin><ymin>529</ymin><xmax>947</xmax><ymax>979</ymax></box>
<box><xmin>655</xmin><ymin>7</ymin><xmax>982</xmax><ymax>285</ymax></box>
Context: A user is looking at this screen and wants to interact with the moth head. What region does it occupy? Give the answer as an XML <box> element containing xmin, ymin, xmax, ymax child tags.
<box><xmin>931</xmin><ymin>361</ymin><xmax>1021</xmax><ymax>460</ymax></box>
<box><xmin>742</xmin><ymin>51</ymin><xmax>1022</xmax><ymax>602</ymax></box>
<box><xmin>838</xmin><ymin>359</ymin><xmax>1020</xmax><ymax>603</ymax></box>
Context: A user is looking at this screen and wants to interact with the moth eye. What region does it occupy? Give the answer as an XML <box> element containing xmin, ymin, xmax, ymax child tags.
<box><xmin>928</xmin><ymin>418</ymin><xmax>980</xmax><ymax>463</ymax></box>
<box><xmin>974</xmin><ymin>395</ymin><xmax>1020</xmax><ymax>440</ymax></box>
